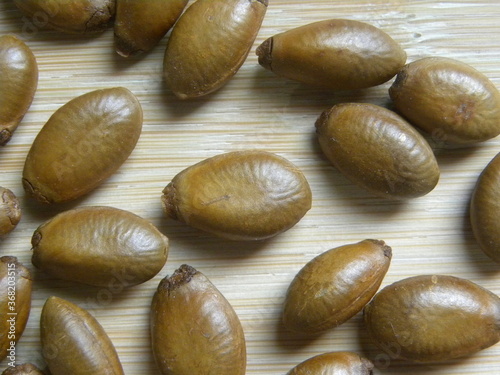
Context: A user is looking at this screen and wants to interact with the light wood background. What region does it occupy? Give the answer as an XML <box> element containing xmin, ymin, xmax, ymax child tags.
<box><xmin>1</xmin><ymin>1</ymin><xmax>500</xmax><ymax>374</ymax></box>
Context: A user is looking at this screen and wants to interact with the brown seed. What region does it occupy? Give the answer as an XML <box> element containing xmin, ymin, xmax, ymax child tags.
<box><xmin>364</xmin><ymin>274</ymin><xmax>500</xmax><ymax>362</ymax></box>
<box><xmin>287</xmin><ymin>351</ymin><xmax>374</xmax><ymax>375</ymax></box>
<box><xmin>14</xmin><ymin>0</ymin><xmax>115</xmax><ymax>34</ymax></box>
<box><xmin>470</xmin><ymin>152</ymin><xmax>500</xmax><ymax>263</ymax></box>
<box><xmin>1</xmin><ymin>363</ymin><xmax>46</xmax><ymax>375</ymax></box>
<box><xmin>283</xmin><ymin>239</ymin><xmax>392</xmax><ymax>334</ymax></box>
<box><xmin>256</xmin><ymin>19</ymin><xmax>406</xmax><ymax>90</ymax></box>
<box><xmin>161</xmin><ymin>150</ymin><xmax>312</xmax><ymax>240</ymax></box>
<box><xmin>0</xmin><ymin>35</ymin><xmax>38</xmax><ymax>146</ymax></box>
<box><xmin>0</xmin><ymin>256</ymin><xmax>32</xmax><ymax>362</ymax></box>
<box><xmin>22</xmin><ymin>87</ymin><xmax>143</xmax><ymax>204</ymax></box>
<box><xmin>31</xmin><ymin>206</ymin><xmax>169</xmax><ymax>287</ymax></box>
<box><xmin>41</xmin><ymin>296</ymin><xmax>124</xmax><ymax>375</ymax></box>
<box><xmin>0</xmin><ymin>187</ymin><xmax>21</xmax><ymax>237</ymax></box>
<box><xmin>316</xmin><ymin>103</ymin><xmax>440</xmax><ymax>199</ymax></box>
<box><xmin>163</xmin><ymin>0</ymin><xmax>268</xmax><ymax>99</ymax></box>
<box><xmin>389</xmin><ymin>57</ymin><xmax>500</xmax><ymax>144</ymax></box>
<box><xmin>114</xmin><ymin>0</ymin><xmax>188</xmax><ymax>57</ymax></box>
<box><xmin>151</xmin><ymin>264</ymin><xmax>246</xmax><ymax>375</ymax></box>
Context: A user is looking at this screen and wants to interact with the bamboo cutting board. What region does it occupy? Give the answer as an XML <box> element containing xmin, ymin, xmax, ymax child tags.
<box><xmin>1</xmin><ymin>1</ymin><xmax>500</xmax><ymax>374</ymax></box>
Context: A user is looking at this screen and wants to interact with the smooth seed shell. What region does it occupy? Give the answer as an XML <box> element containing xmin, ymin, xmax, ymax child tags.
<box><xmin>389</xmin><ymin>57</ymin><xmax>500</xmax><ymax>144</ymax></box>
<box><xmin>0</xmin><ymin>256</ymin><xmax>32</xmax><ymax>362</ymax></box>
<box><xmin>0</xmin><ymin>187</ymin><xmax>21</xmax><ymax>237</ymax></box>
<box><xmin>287</xmin><ymin>351</ymin><xmax>374</xmax><ymax>375</ymax></box>
<box><xmin>161</xmin><ymin>150</ymin><xmax>312</xmax><ymax>240</ymax></box>
<box><xmin>0</xmin><ymin>35</ymin><xmax>38</xmax><ymax>145</ymax></box>
<box><xmin>283</xmin><ymin>239</ymin><xmax>392</xmax><ymax>334</ymax></box>
<box><xmin>316</xmin><ymin>103</ymin><xmax>440</xmax><ymax>199</ymax></box>
<box><xmin>31</xmin><ymin>206</ymin><xmax>169</xmax><ymax>287</ymax></box>
<box><xmin>470</xmin><ymin>152</ymin><xmax>500</xmax><ymax>263</ymax></box>
<box><xmin>41</xmin><ymin>296</ymin><xmax>124</xmax><ymax>375</ymax></box>
<box><xmin>114</xmin><ymin>0</ymin><xmax>188</xmax><ymax>57</ymax></box>
<box><xmin>1</xmin><ymin>363</ymin><xmax>46</xmax><ymax>375</ymax></box>
<box><xmin>256</xmin><ymin>19</ymin><xmax>406</xmax><ymax>90</ymax></box>
<box><xmin>151</xmin><ymin>264</ymin><xmax>246</xmax><ymax>375</ymax></box>
<box><xmin>14</xmin><ymin>0</ymin><xmax>115</xmax><ymax>34</ymax></box>
<box><xmin>163</xmin><ymin>0</ymin><xmax>268</xmax><ymax>99</ymax></box>
<box><xmin>22</xmin><ymin>87</ymin><xmax>143</xmax><ymax>204</ymax></box>
<box><xmin>364</xmin><ymin>275</ymin><xmax>500</xmax><ymax>362</ymax></box>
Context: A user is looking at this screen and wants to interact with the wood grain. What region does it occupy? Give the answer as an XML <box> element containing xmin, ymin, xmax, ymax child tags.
<box><xmin>1</xmin><ymin>1</ymin><xmax>500</xmax><ymax>374</ymax></box>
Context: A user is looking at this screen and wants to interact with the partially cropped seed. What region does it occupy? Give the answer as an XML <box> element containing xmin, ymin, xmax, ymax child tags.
<box><xmin>0</xmin><ymin>35</ymin><xmax>38</xmax><ymax>145</ymax></box>
<box><xmin>287</xmin><ymin>351</ymin><xmax>374</xmax><ymax>375</ymax></box>
<box><xmin>114</xmin><ymin>0</ymin><xmax>188</xmax><ymax>57</ymax></box>
<box><xmin>0</xmin><ymin>256</ymin><xmax>32</xmax><ymax>362</ymax></box>
<box><xmin>256</xmin><ymin>19</ymin><xmax>406</xmax><ymax>90</ymax></box>
<box><xmin>364</xmin><ymin>275</ymin><xmax>500</xmax><ymax>362</ymax></box>
<box><xmin>163</xmin><ymin>0</ymin><xmax>268</xmax><ymax>99</ymax></box>
<box><xmin>470</xmin><ymin>152</ymin><xmax>500</xmax><ymax>263</ymax></box>
<box><xmin>389</xmin><ymin>57</ymin><xmax>500</xmax><ymax>144</ymax></box>
<box><xmin>41</xmin><ymin>296</ymin><xmax>124</xmax><ymax>375</ymax></box>
<box><xmin>22</xmin><ymin>87</ymin><xmax>143</xmax><ymax>204</ymax></box>
<box><xmin>161</xmin><ymin>150</ymin><xmax>312</xmax><ymax>240</ymax></box>
<box><xmin>151</xmin><ymin>264</ymin><xmax>246</xmax><ymax>375</ymax></box>
<box><xmin>316</xmin><ymin>103</ymin><xmax>440</xmax><ymax>199</ymax></box>
<box><xmin>283</xmin><ymin>239</ymin><xmax>391</xmax><ymax>334</ymax></box>
<box><xmin>1</xmin><ymin>363</ymin><xmax>46</xmax><ymax>375</ymax></box>
<box><xmin>14</xmin><ymin>0</ymin><xmax>115</xmax><ymax>34</ymax></box>
<box><xmin>31</xmin><ymin>206</ymin><xmax>169</xmax><ymax>287</ymax></box>
<box><xmin>0</xmin><ymin>187</ymin><xmax>21</xmax><ymax>237</ymax></box>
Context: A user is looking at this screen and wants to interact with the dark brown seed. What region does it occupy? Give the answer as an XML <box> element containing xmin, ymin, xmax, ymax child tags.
<box><xmin>470</xmin><ymin>152</ymin><xmax>500</xmax><ymax>263</ymax></box>
<box><xmin>151</xmin><ymin>264</ymin><xmax>246</xmax><ymax>375</ymax></box>
<box><xmin>316</xmin><ymin>102</ymin><xmax>440</xmax><ymax>199</ymax></box>
<box><xmin>364</xmin><ymin>275</ymin><xmax>500</xmax><ymax>362</ymax></box>
<box><xmin>287</xmin><ymin>351</ymin><xmax>374</xmax><ymax>375</ymax></box>
<box><xmin>256</xmin><ymin>19</ymin><xmax>406</xmax><ymax>90</ymax></box>
<box><xmin>0</xmin><ymin>187</ymin><xmax>21</xmax><ymax>237</ymax></box>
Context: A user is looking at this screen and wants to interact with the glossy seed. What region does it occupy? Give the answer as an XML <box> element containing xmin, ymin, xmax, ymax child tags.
<box><xmin>256</xmin><ymin>19</ymin><xmax>406</xmax><ymax>90</ymax></box>
<box><xmin>114</xmin><ymin>0</ymin><xmax>188</xmax><ymax>57</ymax></box>
<box><xmin>163</xmin><ymin>0</ymin><xmax>268</xmax><ymax>99</ymax></box>
<box><xmin>22</xmin><ymin>87</ymin><xmax>143</xmax><ymax>204</ymax></box>
<box><xmin>389</xmin><ymin>57</ymin><xmax>500</xmax><ymax>144</ymax></box>
<box><xmin>14</xmin><ymin>0</ymin><xmax>115</xmax><ymax>34</ymax></box>
<box><xmin>31</xmin><ymin>206</ymin><xmax>169</xmax><ymax>287</ymax></box>
<box><xmin>41</xmin><ymin>296</ymin><xmax>124</xmax><ymax>375</ymax></box>
<box><xmin>283</xmin><ymin>239</ymin><xmax>391</xmax><ymax>334</ymax></box>
<box><xmin>161</xmin><ymin>150</ymin><xmax>312</xmax><ymax>240</ymax></box>
<box><xmin>287</xmin><ymin>351</ymin><xmax>374</xmax><ymax>375</ymax></box>
<box><xmin>470</xmin><ymin>152</ymin><xmax>500</xmax><ymax>263</ymax></box>
<box><xmin>364</xmin><ymin>275</ymin><xmax>500</xmax><ymax>362</ymax></box>
<box><xmin>151</xmin><ymin>264</ymin><xmax>246</xmax><ymax>375</ymax></box>
<box><xmin>0</xmin><ymin>256</ymin><xmax>32</xmax><ymax>362</ymax></box>
<box><xmin>0</xmin><ymin>187</ymin><xmax>21</xmax><ymax>237</ymax></box>
<box><xmin>0</xmin><ymin>35</ymin><xmax>38</xmax><ymax>145</ymax></box>
<box><xmin>316</xmin><ymin>103</ymin><xmax>440</xmax><ymax>199</ymax></box>
<box><xmin>1</xmin><ymin>363</ymin><xmax>46</xmax><ymax>375</ymax></box>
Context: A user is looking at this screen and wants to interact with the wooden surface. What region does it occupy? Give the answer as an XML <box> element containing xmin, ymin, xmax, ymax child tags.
<box><xmin>1</xmin><ymin>1</ymin><xmax>500</xmax><ymax>374</ymax></box>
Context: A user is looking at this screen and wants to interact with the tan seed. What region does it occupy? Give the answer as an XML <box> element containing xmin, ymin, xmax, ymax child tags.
<box><xmin>287</xmin><ymin>351</ymin><xmax>374</xmax><ymax>375</ymax></box>
<box><xmin>0</xmin><ymin>187</ymin><xmax>21</xmax><ymax>237</ymax></box>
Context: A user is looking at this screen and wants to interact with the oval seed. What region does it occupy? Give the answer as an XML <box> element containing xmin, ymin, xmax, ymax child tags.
<box><xmin>163</xmin><ymin>0</ymin><xmax>268</xmax><ymax>99</ymax></box>
<box><xmin>31</xmin><ymin>206</ymin><xmax>169</xmax><ymax>287</ymax></box>
<box><xmin>316</xmin><ymin>103</ymin><xmax>440</xmax><ymax>199</ymax></box>
<box><xmin>389</xmin><ymin>57</ymin><xmax>500</xmax><ymax>144</ymax></box>
<box><xmin>256</xmin><ymin>19</ymin><xmax>406</xmax><ymax>90</ymax></box>
<box><xmin>151</xmin><ymin>264</ymin><xmax>246</xmax><ymax>375</ymax></box>
<box><xmin>22</xmin><ymin>87</ymin><xmax>143</xmax><ymax>204</ymax></box>
<box><xmin>114</xmin><ymin>0</ymin><xmax>188</xmax><ymax>57</ymax></box>
<box><xmin>14</xmin><ymin>0</ymin><xmax>115</xmax><ymax>34</ymax></box>
<box><xmin>283</xmin><ymin>239</ymin><xmax>392</xmax><ymax>334</ymax></box>
<box><xmin>161</xmin><ymin>150</ymin><xmax>312</xmax><ymax>240</ymax></box>
<box><xmin>0</xmin><ymin>256</ymin><xmax>32</xmax><ymax>362</ymax></box>
<box><xmin>0</xmin><ymin>35</ymin><xmax>38</xmax><ymax>145</ymax></box>
<box><xmin>1</xmin><ymin>363</ymin><xmax>46</xmax><ymax>375</ymax></box>
<box><xmin>364</xmin><ymin>275</ymin><xmax>500</xmax><ymax>362</ymax></box>
<box><xmin>470</xmin><ymin>152</ymin><xmax>500</xmax><ymax>263</ymax></box>
<box><xmin>287</xmin><ymin>351</ymin><xmax>374</xmax><ymax>375</ymax></box>
<box><xmin>41</xmin><ymin>296</ymin><xmax>124</xmax><ymax>375</ymax></box>
<box><xmin>0</xmin><ymin>187</ymin><xmax>21</xmax><ymax>237</ymax></box>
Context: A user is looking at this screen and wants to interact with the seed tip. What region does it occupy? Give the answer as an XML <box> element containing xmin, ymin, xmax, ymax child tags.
<box><xmin>256</xmin><ymin>37</ymin><xmax>273</xmax><ymax>70</ymax></box>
